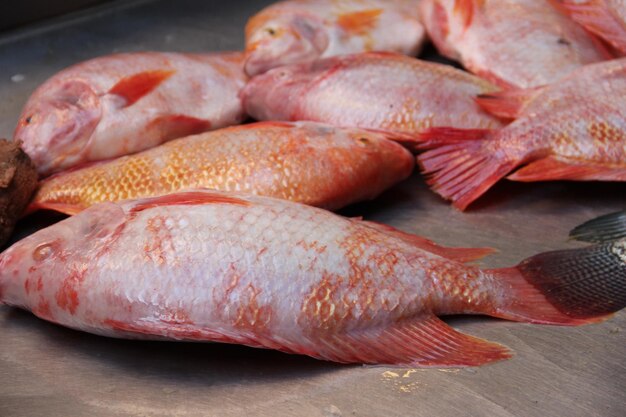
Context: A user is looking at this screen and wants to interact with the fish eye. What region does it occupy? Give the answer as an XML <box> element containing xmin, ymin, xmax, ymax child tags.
<box><xmin>357</xmin><ymin>137</ymin><xmax>371</xmax><ymax>145</ymax></box>
<box><xmin>24</xmin><ymin>115</ymin><xmax>33</xmax><ymax>125</ymax></box>
<box><xmin>265</xmin><ymin>27</ymin><xmax>277</xmax><ymax>36</ymax></box>
<box><xmin>32</xmin><ymin>240</ymin><xmax>60</xmax><ymax>262</ymax></box>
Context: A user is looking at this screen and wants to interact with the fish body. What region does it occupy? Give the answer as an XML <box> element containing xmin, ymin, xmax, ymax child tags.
<box><xmin>417</xmin><ymin>58</ymin><xmax>626</xmax><ymax>210</ymax></box>
<box><xmin>2</xmin><ymin>190</ymin><xmax>625</xmax><ymax>366</ymax></box>
<box><xmin>557</xmin><ymin>0</ymin><xmax>626</xmax><ymax>55</ymax></box>
<box><xmin>244</xmin><ymin>0</ymin><xmax>426</xmax><ymax>76</ymax></box>
<box><xmin>419</xmin><ymin>0</ymin><xmax>605</xmax><ymax>88</ymax></box>
<box><xmin>241</xmin><ymin>52</ymin><xmax>503</xmax><ymax>135</ymax></box>
<box><xmin>30</xmin><ymin>121</ymin><xmax>414</xmax><ymax>214</ymax></box>
<box><xmin>14</xmin><ymin>52</ymin><xmax>247</xmax><ymax>176</ymax></box>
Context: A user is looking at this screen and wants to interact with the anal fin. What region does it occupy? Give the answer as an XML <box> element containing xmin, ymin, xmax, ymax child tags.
<box><xmin>310</xmin><ymin>315</ymin><xmax>511</xmax><ymax>366</ymax></box>
<box><xmin>508</xmin><ymin>156</ymin><xmax>626</xmax><ymax>181</ymax></box>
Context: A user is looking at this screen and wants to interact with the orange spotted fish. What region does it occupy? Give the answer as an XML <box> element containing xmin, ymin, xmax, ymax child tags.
<box><xmin>417</xmin><ymin>58</ymin><xmax>626</xmax><ymax>210</ymax></box>
<box><xmin>556</xmin><ymin>0</ymin><xmax>626</xmax><ymax>55</ymax></box>
<box><xmin>1</xmin><ymin>190</ymin><xmax>625</xmax><ymax>366</ymax></box>
<box><xmin>419</xmin><ymin>0</ymin><xmax>606</xmax><ymax>88</ymax></box>
<box><xmin>244</xmin><ymin>0</ymin><xmax>425</xmax><ymax>76</ymax></box>
<box><xmin>14</xmin><ymin>52</ymin><xmax>247</xmax><ymax>176</ymax></box>
<box><xmin>241</xmin><ymin>52</ymin><xmax>503</xmax><ymax>135</ymax></box>
<box><xmin>29</xmin><ymin>121</ymin><xmax>414</xmax><ymax>214</ymax></box>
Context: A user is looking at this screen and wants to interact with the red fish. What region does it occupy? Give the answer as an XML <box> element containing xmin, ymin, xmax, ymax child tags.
<box><xmin>241</xmin><ymin>52</ymin><xmax>503</xmax><ymax>136</ymax></box>
<box><xmin>14</xmin><ymin>52</ymin><xmax>247</xmax><ymax>176</ymax></box>
<box><xmin>417</xmin><ymin>58</ymin><xmax>626</xmax><ymax>210</ymax></box>
<box><xmin>556</xmin><ymin>0</ymin><xmax>626</xmax><ymax>55</ymax></box>
<box><xmin>29</xmin><ymin>121</ymin><xmax>414</xmax><ymax>214</ymax></box>
<box><xmin>1</xmin><ymin>190</ymin><xmax>624</xmax><ymax>366</ymax></box>
<box><xmin>244</xmin><ymin>0</ymin><xmax>425</xmax><ymax>76</ymax></box>
<box><xmin>419</xmin><ymin>0</ymin><xmax>606</xmax><ymax>88</ymax></box>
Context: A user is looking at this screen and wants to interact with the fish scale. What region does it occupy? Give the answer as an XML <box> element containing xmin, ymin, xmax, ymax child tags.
<box><xmin>2</xmin><ymin>190</ymin><xmax>625</xmax><ymax>366</ymax></box>
<box><xmin>30</xmin><ymin>121</ymin><xmax>414</xmax><ymax>214</ymax></box>
<box><xmin>241</xmin><ymin>52</ymin><xmax>503</xmax><ymax>135</ymax></box>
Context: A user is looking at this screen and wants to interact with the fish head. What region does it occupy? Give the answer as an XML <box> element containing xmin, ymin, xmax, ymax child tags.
<box><xmin>0</xmin><ymin>203</ymin><xmax>125</xmax><ymax>308</ymax></box>
<box><xmin>244</xmin><ymin>11</ymin><xmax>329</xmax><ymax>76</ymax></box>
<box><xmin>14</xmin><ymin>79</ymin><xmax>102</xmax><ymax>176</ymax></box>
<box><xmin>241</xmin><ymin>57</ymin><xmax>339</xmax><ymax>120</ymax></box>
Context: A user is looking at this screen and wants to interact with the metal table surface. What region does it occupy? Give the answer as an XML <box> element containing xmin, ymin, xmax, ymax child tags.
<box><xmin>0</xmin><ymin>1</ymin><xmax>625</xmax><ymax>416</ymax></box>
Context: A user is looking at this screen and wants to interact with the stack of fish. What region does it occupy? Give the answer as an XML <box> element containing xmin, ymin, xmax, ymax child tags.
<box><xmin>1</xmin><ymin>0</ymin><xmax>625</xmax><ymax>367</ymax></box>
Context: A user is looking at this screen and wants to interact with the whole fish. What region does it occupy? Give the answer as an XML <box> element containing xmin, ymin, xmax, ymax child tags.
<box><xmin>29</xmin><ymin>121</ymin><xmax>414</xmax><ymax>214</ymax></box>
<box><xmin>2</xmin><ymin>190</ymin><xmax>625</xmax><ymax>366</ymax></box>
<box><xmin>418</xmin><ymin>0</ymin><xmax>606</xmax><ymax>88</ymax></box>
<box><xmin>244</xmin><ymin>0</ymin><xmax>426</xmax><ymax>76</ymax></box>
<box><xmin>417</xmin><ymin>58</ymin><xmax>626</xmax><ymax>210</ymax></box>
<box><xmin>14</xmin><ymin>52</ymin><xmax>247</xmax><ymax>176</ymax></box>
<box><xmin>241</xmin><ymin>52</ymin><xmax>503</xmax><ymax>136</ymax></box>
<box><xmin>557</xmin><ymin>0</ymin><xmax>626</xmax><ymax>55</ymax></box>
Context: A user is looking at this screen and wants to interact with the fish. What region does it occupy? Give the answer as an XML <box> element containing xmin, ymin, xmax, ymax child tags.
<box><xmin>418</xmin><ymin>0</ymin><xmax>606</xmax><ymax>88</ymax></box>
<box><xmin>556</xmin><ymin>0</ymin><xmax>626</xmax><ymax>55</ymax></box>
<box><xmin>28</xmin><ymin>121</ymin><xmax>414</xmax><ymax>215</ymax></box>
<box><xmin>1</xmin><ymin>190</ymin><xmax>625</xmax><ymax>366</ymax></box>
<box><xmin>244</xmin><ymin>0</ymin><xmax>426</xmax><ymax>76</ymax></box>
<box><xmin>14</xmin><ymin>52</ymin><xmax>247</xmax><ymax>176</ymax></box>
<box><xmin>241</xmin><ymin>52</ymin><xmax>503</xmax><ymax>137</ymax></box>
<box><xmin>416</xmin><ymin>58</ymin><xmax>626</xmax><ymax>210</ymax></box>
<box><xmin>569</xmin><ymin>210</ymin><xmax>626</xmax><ymax>243</ymax></box>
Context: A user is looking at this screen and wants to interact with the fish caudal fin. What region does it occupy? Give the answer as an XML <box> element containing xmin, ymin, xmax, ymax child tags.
<box><xmin>557</xmin><ymin>0</ymin><xmax>626</xmax><ymax>54</ymax></box>
<box><xmin>312</xmin><ymin>314</ymin><xmax>510</xmax><ymax>366</ymax></box>
<box><xmin>570</xmin><ymin>210</ymin><xmax>626</xmax><ymax>243</ymax></box>
<box><xmin>488</xmin><ymin>240</ymin><xmax>626</xmax><ymax>325</ymax></box>
<box><xmin>475</xmin><ymin>87</ymin><xmax>543</xmax><ymax>119</ymax></box>
<box><xmin>416</xmin><ymin>128</ymin><xmax>520</xmax><ymax>210</ymax></box>
<box><xmin>359</xmin><ymin>219</ymin><xmax>496</xmax><ymax>263</ymax></box>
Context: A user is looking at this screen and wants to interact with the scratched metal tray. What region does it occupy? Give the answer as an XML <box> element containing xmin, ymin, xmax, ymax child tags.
<box><xmin>0</xmin><ymin>1</ymin><xmax>624</xmax><ymax>416</ymax></box>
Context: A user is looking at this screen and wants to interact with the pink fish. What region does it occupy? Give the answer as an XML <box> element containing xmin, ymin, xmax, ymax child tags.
<box><xmin>556</xmin><ymin>0</ymin><xmax>626</xmax><ymax>55</ymax></box>
<box><xmin>241</xmin><ymin>52</ymin><xmax>503</xmax><ymax>136</ymax></box>
<box><xmin>14</xmin><ymin>52</ymin><xmax>247</xmax><ymax>176</ymax></box>
<box><xmin>419</xmin><ymin>0</ymin><xmax>606</xmax><ymax>88</ymax></box>
<box><xmin>244</xmin><ymin>0</ymin><xmax>425</xmax><ymax>76</ymax></box>
<box><xmin>417</xmin><ymin>58</ymin><xmax>626</xmax><ymax>210</ymax></box>
<box><xmin>1</xmin><ymin>190</ymin><xmax>624</xmax><ymax>366</ymax></box>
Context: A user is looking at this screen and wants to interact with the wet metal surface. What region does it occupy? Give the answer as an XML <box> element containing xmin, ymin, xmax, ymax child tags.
<box><xmin>1</xmin><ymin>1</ymin><xmax>625</xmax><ymax>416</ymax></box>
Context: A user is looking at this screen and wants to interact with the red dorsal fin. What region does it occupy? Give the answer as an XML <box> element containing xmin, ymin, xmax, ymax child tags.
<box><xmin>507</xmin><ymin>156</ymin><xmax>626</xmax><ymax>182</ymax></box>
<box><xmin>308</xmin><ymin>314</ymin><xmax>511</xmax><ymax>366</ymax></box>
<box><xmin>129</xmin><ymin>191</ymin><xmax>250</xmax><ymax>214</ymax></box>
<box><xmin>475</xmin><ymin>87</ymin><xmax>544</xmax><ymax>119</ymax></box>
<box><xmin>336</xmin><ymin>9</ymin><xmax>383</xmax><ymax>36</ymax></box>
<box><xmin>359</xmin><ymin>220</ymin><xmax>496</xmax><ymax>263</ymax></box>
<box><xmin>109</xmin><ymin>69</ymin><xmax>175</xmax><ymax>106</ymax></box>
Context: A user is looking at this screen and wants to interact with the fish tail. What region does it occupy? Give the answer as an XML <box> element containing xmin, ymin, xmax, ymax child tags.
<box><xmin>569</xmin><ymin>210</ymin><xmax>626</xmax><ymax>243</ymax></box>
<box><xmin>416</xmin><ymin>127</ymin><xmax>520</xmax><ymax>210</ymax></box>
<box><xmin>487</xmin><ymin>240</ymin><xmax>626</xmax><ymax>325</ymax></box>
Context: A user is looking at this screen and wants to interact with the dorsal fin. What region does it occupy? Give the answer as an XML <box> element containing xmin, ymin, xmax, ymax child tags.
<box><xmin>129</xmin><ymin>191</ymin><xmax>250</xmax><ymax>214</ymax></box>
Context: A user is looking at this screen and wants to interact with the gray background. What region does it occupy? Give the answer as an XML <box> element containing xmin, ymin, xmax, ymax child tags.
<box><xmin>1</xmin><ymin>1</ymin><xmax>625</xmax><ymax>416</ymax></box>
